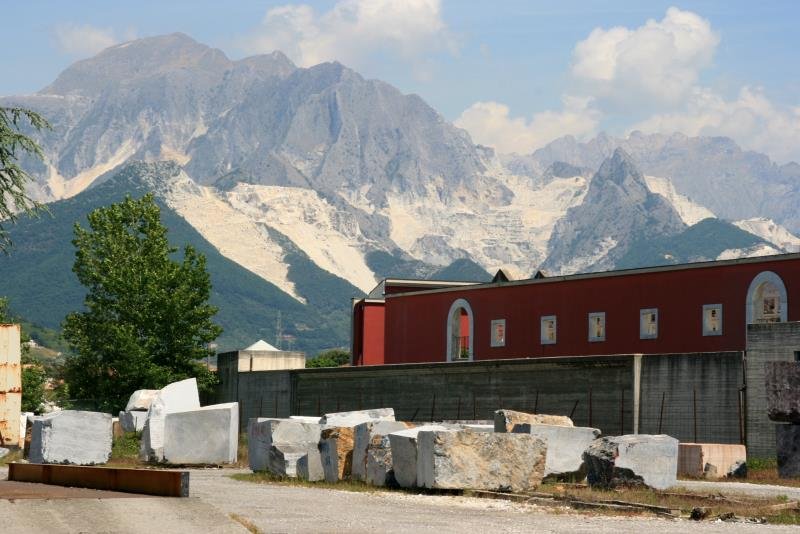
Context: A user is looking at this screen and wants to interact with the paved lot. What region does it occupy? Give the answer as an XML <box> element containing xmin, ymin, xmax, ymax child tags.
<box><xmin>3</xmin><ymin>466</ymin><xmax>800</xmax><ymax>533</ymax></box>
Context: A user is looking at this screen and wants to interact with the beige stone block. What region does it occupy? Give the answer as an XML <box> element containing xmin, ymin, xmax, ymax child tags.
<box><xmin>678</xmin><ymin>443</ymin><xmax>747</xmax><ymax>479</ymax></box>
<box><xmin>494</xmin><ymin>409</ymin><xmax>573</xmax><ymax>432</ymax></box>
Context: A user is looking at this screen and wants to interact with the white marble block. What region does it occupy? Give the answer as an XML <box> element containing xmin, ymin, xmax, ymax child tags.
<box><xmin>29</xmin><ymin>410</ymin><xmax>112</xmax><ymax>465</ymax></box>
<box><xmin>320</xmin><ymin>408</ymin><xmax>395</xmax><ymax>427</ymax></box>
<box><xmin>584</xmin><ymin>435</ymin><xmax>679</xmax><ymax>490</ymax></box>
<box><xmin>140</xmin><ymin>378</ymin><xmax>200</xmax><ymax>462</ymax></box>
<box><xmin>162</xmin><ymin>402</ymin><xmax>238</xmax><ymax>465</ymax></box>
<box><xmin>125</xmin><ymin>389</ymin><xmax>159</xmax><ymax>412</ymax></box>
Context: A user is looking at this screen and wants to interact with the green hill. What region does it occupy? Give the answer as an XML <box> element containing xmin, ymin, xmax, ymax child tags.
<box><xmin>0</xmin><ymin>162</ymin><xmax>361</xmax><ymax>353</ymax></box>
<box><xmin>615</xmin><ymin>218</ymin><xmax>769</xmax><ymax>269</ymax></box>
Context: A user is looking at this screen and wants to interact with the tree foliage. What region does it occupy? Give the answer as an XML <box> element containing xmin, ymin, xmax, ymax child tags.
<box><xmin>63</xmin><ymin>194</ymin><xmax>222</xmax><ymax>411</ymax></box>
<box><xmin>305</xmin><ymin>349</ymin><xmax>351</xmax><ymax>368</ymax></box>
<box><xmin>0</xmin><ymin>107</ymin><xmax>50</xmax><ymax>251</ymax></box>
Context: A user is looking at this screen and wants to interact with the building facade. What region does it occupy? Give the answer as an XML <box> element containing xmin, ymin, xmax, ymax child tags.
<box><xmin>351</xmin><ymin>254</ymin><xmax>799</xmax><ymax>365</ymax></box>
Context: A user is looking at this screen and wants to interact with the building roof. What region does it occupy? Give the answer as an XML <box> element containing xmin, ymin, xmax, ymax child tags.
<box><xmin>244</xmin><ymin>339</ymin><xmax>279</xmax><ymax>351</ymax></box>
<box><xmin>384</xmin><ymin>252</ymin><xmax>800</xmax><ymax>299</ymax></box>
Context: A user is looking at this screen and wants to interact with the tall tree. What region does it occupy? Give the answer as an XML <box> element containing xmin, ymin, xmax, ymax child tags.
<box><xmin>0</xmin><ymin>107</ymin><xmax>49</xmax><ymax>251</ymax></box>
<box><xmin>63</xmin><ymin>194</ymin><xmax>222</xmax><ymax>411</ymax></box>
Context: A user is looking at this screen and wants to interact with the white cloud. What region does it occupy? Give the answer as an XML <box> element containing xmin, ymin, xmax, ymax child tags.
<box><xmin>632</xmin><ymin>86</ymin><xmax>800</xmax><ymax>163</ymax></box>
<box><xmin>571</xmin><ymin>7</ymin><xmax>719</xmax><ymax>106</ymax></box>
<box><xmin>242</xmin><ymin>0</ymin><xmax>455</xmax><ymax>69</ymax></box>
<box><xmin>455</xmin><ymin>96</ymin><xmax>600</xmax><ymax>154</ymax></box>
<box><xmin>54</xmin><ymin>23</ymin><xmax>128</xmax><ymax>57</ymax></box>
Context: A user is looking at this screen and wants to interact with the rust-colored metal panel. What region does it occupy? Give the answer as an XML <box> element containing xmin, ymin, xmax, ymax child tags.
<box><xmin>8</xmin><ymin>463</ymin><xmax>190</xmax><ymax>497</ymax></box>
<box><xmin>0</xmin><ymin>324</ymin><xmax>21</xmax><ymax>447</ymax></box>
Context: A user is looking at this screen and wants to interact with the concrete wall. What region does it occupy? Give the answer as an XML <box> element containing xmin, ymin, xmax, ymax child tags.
<box><xmin>291</xmin><ymin>356</ymin><xmax>633</xmax><ymax>432</ymax></box>
<box><xmin>639</xmin><ymin>352</ymin><xmax>743</xmax><ymax>444</ymax></box>
<box><xmin>225</xmin><ymin>351</ymin><xmax>750</xmax><ymax>448</ymax></box>
<box><xmin>745</xmin><ymin>322</ymin><xmax>800</xmax><ymax>457</ymax></box>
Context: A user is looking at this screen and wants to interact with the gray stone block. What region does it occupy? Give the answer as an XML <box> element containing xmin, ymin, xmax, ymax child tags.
<box><xmin>320</xmin><ymin>408</ymin><xmax>395</xmax><ymax>427</ymax></box>
<box><xmin>125</xmin><ymin>389</ymin><xmax>159</xmax><ymax>412</ymax></box>
<box><xmin>29</xmin><ymin>410</ymin><xmax>112</xmax><ymax>465</ymax></box>
<box><xmin>297</xmin><ymin>449</ymin><xmax>325</xmax><ymax>481</ymax></box>
<box><xmin>247</xmin><ymin>418</ymin><xmax>322</xmax><ymax>472</ymax></box>
<box><xmin>351</xmin><ymin>420</ymin><xmax>413</xmax><ymax>481</ymax></box>
<box><xmin>268</xmin><ymin>443</ymin><xmax>309</xmax><ymax>477</ymax></box>
<box><xmin>162</xmin><ymin>402</ymin><xmax>238</xmax><ymax>465</ymax></box>
<box><xmin>777</xmin><ymin>424</ymin><xmax>800</xmax><ymax>478</ymax></box>
<box><xmin>516</xmin><ymin>424</ymin><xmax>601</xmax><ymax>478</ymax></box>
<box><xmin>766</xmin><ymin>362</ymin><xmax>800</xmax><ymax>423</ymax></box>
<box><xmin>118</xmin><ymin>410</ymin><xmax>148</xmax><ymax>433</ymax></box>
<box><xmin>140</xmin><ymin>378</ymin><xmax>200</xmax><ymax>462</ymax></box>
<box><xmin>417</xmin><ymin>429</ymin><xmax>547</xmax><ymax>492</ymax></box>
<box><xmin>494</xmin><ymin>409</ymin><xmax>573</xmax><ymax>432</ymax></box>
<box><xmin>584</xmin><ymin>435</ymin><xmax>678</xmax><ymax>490</ymax></box>
<box><xmin>388</xmin><ymin>425</ymin><xmax>449</xmax><ymax>488</ymax></box>
<box><xmin>365</xmin><ymin>434</ymin><xmax>397</xmax><ymax>487</ymax></box>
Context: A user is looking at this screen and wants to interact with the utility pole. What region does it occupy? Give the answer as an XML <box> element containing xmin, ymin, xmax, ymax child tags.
<box><xmin>275</xmin><ymin>311</ymin><xmax>283</xmax><ymax>350</ymax></box>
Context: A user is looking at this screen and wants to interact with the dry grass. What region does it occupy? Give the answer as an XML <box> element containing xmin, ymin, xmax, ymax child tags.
<box><xmin>0</xmin><ymin>448</ymin><xmax>24</xmax><ymax>466</ymax></box>
<box><xmin>536</xmin><ymin>482</ymin><xmax>800</xmax><ymax>524</ymax></box>
<box><xmin>229</xmin><ymin>513</ymin><xmax>262</xmax><ymax>534</ymax></box>
<box><xmin>230</xmin><ymin>471</ymin><xmax>377</xmax><ymax>493</ymax></box>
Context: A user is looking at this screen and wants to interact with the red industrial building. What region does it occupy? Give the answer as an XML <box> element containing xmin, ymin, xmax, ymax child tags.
<box><xmin>351</xmin><ymin>254</ymin><xmax>799</xmax><ymax>366</ymax></box>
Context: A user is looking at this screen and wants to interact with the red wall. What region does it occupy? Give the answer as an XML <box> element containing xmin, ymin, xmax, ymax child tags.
<box><xmin>382</xmin><ymin>258</ymin><xmax>800</xmax><ymax>364</ymax></box>
<box><xmin>353</xmin><ymin>301</ymin><xmax>385</xmax><ymax>365</ymax></box>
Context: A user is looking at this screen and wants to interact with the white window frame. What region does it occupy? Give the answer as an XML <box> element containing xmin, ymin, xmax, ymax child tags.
<box><xmin>588</xmin><ymin>312</ymin><xmax>606</xmax><ymax>342</ymax></box>
<box><xmin>702</xmin><ymin>304</ymin><xmax>723</xmax><ymax>336</ymax></box>
<box><xmin>490</xmin><ymin>319</ymin><xmax>506</xmax><ymax>348</ymax></box>
<box><xmin>540</xmin><ymin>315</ymin><xmax>557</xmax><ymax>345</ymax></box>
<box><xmin>640</xmin><ymin>308</ymin><xmax>658</xmax><ymax>340</ymax></box>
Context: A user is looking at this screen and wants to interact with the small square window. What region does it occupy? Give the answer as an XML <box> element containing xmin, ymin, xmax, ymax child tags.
<box><xmin>588</xmin><ymin>312</ymin><xmax>606</xmax><ymax>342</ymax></box>
<box><xmin>490</xmin><ymin>319</ymin><xmax>506</xmax><ymax>347</ymax></box>
<box><xmin>703</xmin><ymin>304</ymin><xmax>723</xmax><ymax>336</ymax></box>
<box><xmin>640</xmin><ymin>308</ymin><xmax>658</xmax><ymax>339</ymax></box>
<box><xmin>541</xmin><ymin>315</ymin><xmax>557</xmax><ymax>345</ymax></box>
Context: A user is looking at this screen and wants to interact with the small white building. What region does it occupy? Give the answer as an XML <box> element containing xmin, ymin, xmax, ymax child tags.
<box><xmin>222</xmin><ymin>339</ymin><xmax>306</xmax><ymax>372</ymax></box>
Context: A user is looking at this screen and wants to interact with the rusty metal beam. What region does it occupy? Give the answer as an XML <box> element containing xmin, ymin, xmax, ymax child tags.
<box><xmin>8</xmin><ymin>463</ymin><xmax>189</xmax><ymax>497</ymax></box>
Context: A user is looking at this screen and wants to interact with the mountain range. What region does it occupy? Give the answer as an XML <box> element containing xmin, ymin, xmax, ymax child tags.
<box><xmin>1</xmin><ymin>33</ymin><xmax>798</xmax><ymax>352</ymax></box>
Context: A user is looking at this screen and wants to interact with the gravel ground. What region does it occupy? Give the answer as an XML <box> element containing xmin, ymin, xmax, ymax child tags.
<box><xmin>3</xmin><ymin>465</ymin><xmax>800</xmax><ymax>533</ymax></box>
<box><xmin>677</xmin><ymin>480</ymin><xmax>800</xmax><ymax>500</ymax></box>
<box><xmin>190</xmin><ymin>469</ymin><xmax>800</xmax><ymax>533</ymax></box>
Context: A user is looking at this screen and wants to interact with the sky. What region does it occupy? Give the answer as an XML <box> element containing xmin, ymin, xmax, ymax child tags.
<box><xmin>2</xmin><ymin>1</ymin><xmax>799</xmax><ymax>162</ymax></box>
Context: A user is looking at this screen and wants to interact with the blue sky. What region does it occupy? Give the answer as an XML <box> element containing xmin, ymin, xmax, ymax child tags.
<box><xmin>2</xmin><ymin>1</ymin><xmax>799</xmax><ymax>161</ymax></box>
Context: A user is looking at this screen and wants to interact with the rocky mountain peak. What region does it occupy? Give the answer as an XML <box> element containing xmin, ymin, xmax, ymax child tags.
<box><xmin>41</xmin><ymin>33</ymin><xmax>230</xmax><ymax>97</ymax></box>
<box><xmin>542</xmin><ymin>151</ymin><xmax>686</xmax><ymax>274</ymax></box>
<box><xmin>592</xmin><ymin>148</ymin><xmax>646</xmax><ymax>190</ymax></box>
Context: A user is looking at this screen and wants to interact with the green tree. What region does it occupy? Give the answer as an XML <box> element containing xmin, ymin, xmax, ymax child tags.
<box><xmin>0</xmin><ymin>107</ymin><xmax>50</xmax><ymax>251</ymax></box>
<box><xmin>305</xmin><ymin>348</ymin><xmax>351</xmax><ymax>368</ymax></box>
<box><xmin>63</xmin><ymin>194</ymin><xmax>222</xmax><ymax>411</ymax></box>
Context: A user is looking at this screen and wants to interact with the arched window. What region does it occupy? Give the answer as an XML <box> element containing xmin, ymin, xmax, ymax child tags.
<box><xmin>446</xmin><ymin>299</ymin><xmax>474</xmax><ymax>361</ymax></box>
<box><xmin>746</xmin><ymin>271</ymin><xmax>788</xmax><ymax>324</ymax></box>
